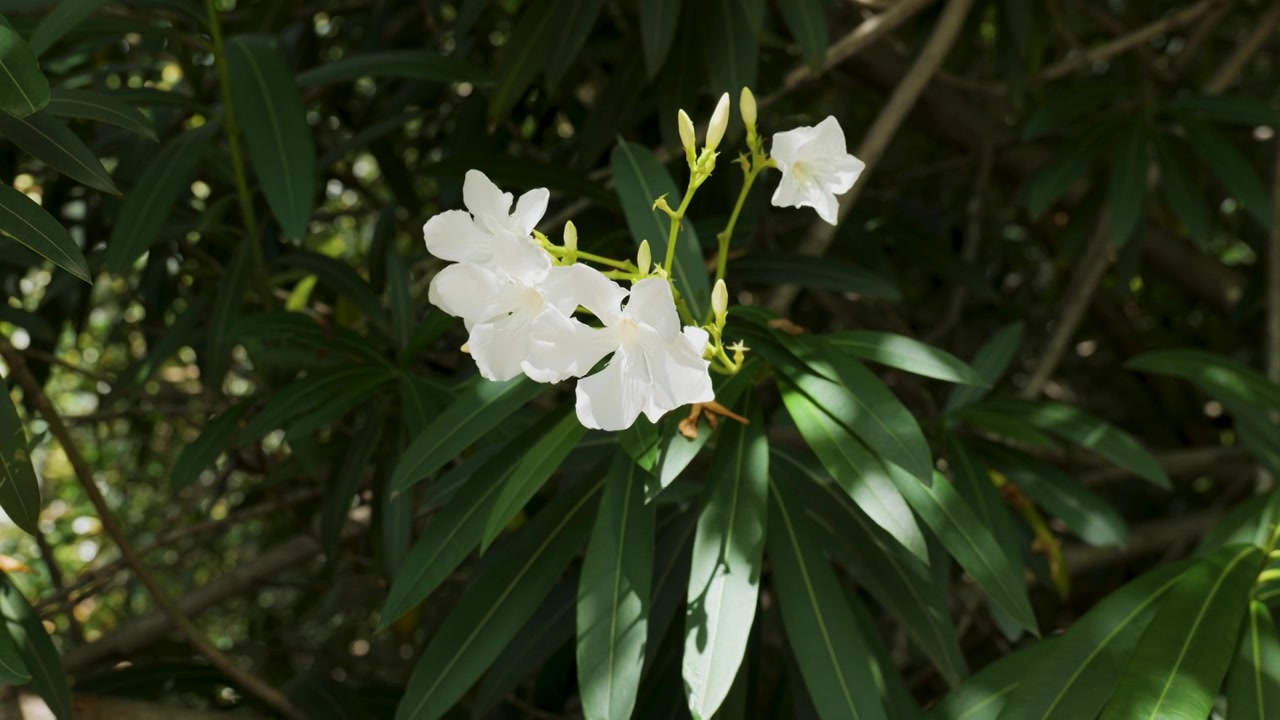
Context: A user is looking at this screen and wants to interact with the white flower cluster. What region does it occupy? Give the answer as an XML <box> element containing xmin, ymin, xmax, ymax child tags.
<box><xmin>769</xmin><ymin>116</ymin><xmax>866</xmax><ymax>225</ymax></box>
<box><xmin>425</xmin><ymin>171</ymin><xmax>714</xmax><ymax>431</ymax></box>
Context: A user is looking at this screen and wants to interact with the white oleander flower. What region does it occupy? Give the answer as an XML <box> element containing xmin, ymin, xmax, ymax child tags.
<box><xmin>770</xmin><ymin>116</ymin><xmax>865</xmax><ymax>226</ymax></box>
<box><xmin>422</xmin><ymin>169</ymin><xmax>549</xmax><ymax>279</ymax></box>
<box><xmin>526</xmin><ymin>277</ymin><xmax>714</xmax><ymax>431</ymax></box>
<box><xmin>429</xmin><ymin>261</ymin><xmax>625</xmax><ymax>383</ymax></box>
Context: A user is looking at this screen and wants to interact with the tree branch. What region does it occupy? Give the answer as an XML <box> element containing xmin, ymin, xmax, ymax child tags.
<box><xmin>1203</xmin><ymin>2</ymin><xmax>1280</xmax><ymax>95</ymax></box>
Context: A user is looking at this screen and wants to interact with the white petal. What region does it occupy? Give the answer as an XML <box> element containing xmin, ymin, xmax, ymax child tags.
<box><xmin>770</xmin><ymin>124</ymin><xmax>817</xmax><ymax>167</ymax></box>
<box><xmin>422</xmin><ymin>210</ymin><xmax>492</xmax><ymax>264</ymax></box>
<box><xmin>635</xmin><ymin>325</ymin><xmax>714</xmax><ymax>422</ymax></box>
<box><xmin>820</xmin><ymin>154</ymin><xmax>864</xmax><ymax>195</ymax></box>
<box><xmin>512</xmin><ymin>188</ymin><xmax>550</xmax><ymax>236</ymax></box>
<box><xmin>524</xmin><ymin>309</ymin><xmax>616</xmax><ymax>382</ymax></box>
<box><xmin>541</xmin><ymin>263</ymin><xmax>628</xmax><ymax>320</ymax></box>
<box><xmin>463</xmin><ymin>170</ymin><xmax>513</xmax><ymax>227</ymax></box>
<box><xmin>811</xmin><ymin>116</ymin><xmax>849</xmax><ymax>155</ymax></box>
<box><xmin>623</xmin><ymin>277</ymin><xmax>680</xmax><ymax>337</ymax></box>
<box><xmin>809</xmin><ymin>186</ymin><xmax>840</xmax><ymax>225</ymax></box>
<box><xmin>575</xmin><ymin>350</ymin><xmax>646</xmax><ymax>431</ymax></box>
<box><xmin>469</xmin><ymin>312</ymin><xmax>534</xmax><ymax>382</ymax></box>
<box><xmin>427</xmin><ymin>263</ymin><xmax>506</xmax><ymax>325</ymax></box>
<box><xmin>771</xmin><ymin>172</ymin><xmax>811</xmax><ymax>210</ymax></box>
<box><xmin>488</xmin><ymin>231</ymin><xmax>552</xmax><ymax>283</ymax></box>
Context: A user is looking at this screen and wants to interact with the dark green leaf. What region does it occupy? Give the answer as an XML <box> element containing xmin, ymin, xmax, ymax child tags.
<box><xmin>47</xmin><ymin>88</ymin><xmax>157</xmax><ymax>140</ymax></box>
<box><xmin>237</xmin><ymin>365</ymin><xmax>393</xmax><ymax>444</ymax></box>
<box><xmin>683</xmin><ymin>390</ymin><xmax>767</xmax><ymax>718</ymax></box>
<box><xmin>169</xmin><ymin>402</ymin><xmax>250</xmax><ymax>490</ymax></box>
<box><xmin>1226</xmin><ymin>600</ymin><xmax>1280</xmax><ymax>720</ymax></box>
<box><xmin>205</xmin><ymin>238</ymin><xmax>253</xmax><ymax>384</ymax></box>
<box><xmin>104</xmin><ymin>123</ymin><xmax>216</xmax><ymax>274</ymax></box>
<box><xmin>1152</xmin><ymin>133</ymin><xmax>1212</xmax><ymax>243</ymax></box>
<box><xmin>486</xmin><ymin>1</ymin><xmax>556</xmax><ymax>121</ymax></box>
<box><xmin>295</xmin><ymin>49</ymin><xmax>488</xmax><ymax>86</ymax></box>
<box><xmin>0</xmin><ymin>380</ymin><xmax>40</xmax><ymax>535</ymax></box>
<box><xmin>925</xmin><ymin>640</ymin><xmax>1059</xmax><ymax>720</ymax></box>
<box><xmin>728</xmin><ymin>253</ymin><xmax>902</xmax><ymax>300</ymax></box>
<box><xmin>321</xmin><ymin>405</ymin><xmax>384</xmax><ymax>559</ymax></box>
<box><xmin>385</xmin><ymin>248</ymin><xmax>411</xmax><ymax>356</ymax></box>
<box><xmin>639</xmin><ymin>0</ymin><xmax>681</xmax><ymax>77</ymax></box>
<box><xmin>1128</xmin><ymin>348</ymin><xmax>1280</xmax><ymax>412</ymax></box>
<box><xmin>1107</xmin><ymin>123</ymin><xmax>1147</xmax><ymax>247</ymax></box>
<box><xmin>945</xmin><ymin>323</ymin><xmax>1024</xmax><ymax>413</ymax></box>
<box><xmin>473</xmin><ymin>575</ymin><xmax>576</xmax><ymax>715</ymax></box>
<box><xmin>545</xmin><ymin>0</ymin><xmax>606</xmax><ymax>87</ymax></box>
<box><xmin>0</xmin><ymin>574</ymin><xmax>71</xmax><ymax>720</ymax></box>
<box><xmin>1101</xmin><ymin>543</ymin><xmax>1264</xmax><ymax>720</ymax></box>
<box><xmin>1165</xmin><ymin>95</ymin><xmax>1280</xmax><ymax>127</ymax></box>
<box><xmin>26</xmin><ymin>0</ymin><xmax>105</xmax><ymax>55</ymax></box>
<box><xmin>0</xmin><ymin>110</ymin><xmax>117</xmax><ymax>193</ymax></box>
<box><xmin>1024</xmin><ymin>133</ymin><xmax>1102</xmax><ymax>219</ymax></box>
<box><xmin>0</xmin><ymin>609</ymin><xmax>28</xmax><ymax>683</ymax></box>
<box><xmin>394</xmin><ymin>477</ymin><xmax>603</xmax><ymax>720</ymax></box>
<box><xmin>1182</xmin><ymin>118</ymin><xmax>1272</xmax><ymax>229</ymax></box>
<box><xmin>578</xmin><ymin>453</ymin><xmax>654</xmax><ymax>720</ymax></box>
<box><xmin>0</xmin><ymin>24</ymin><xmax>48</xmax><ymax>117</ymax></box>
<box><xmin>777</xmin><ymin>0</ymin><xmax>828</xmax><ymax>70</ymax></box>
<box><xmin>481</xmin><ymin>409</ymin><xmax>587</xmax><ymax>550</ymax></box>
<box><xmin>827</xmin><ymin>331</ymin><xmax>986</xmax><ymax>385</ymax></box>
<box><xmin>767</xmin><ymin>477</ymin><xmax>890</xmax><ymax>720</ymax></box>
<box><xmin>1022</xmin><ymin>83</ymin><xmax>1122</xmax><ymax>140</ymax></box>
<box><xmin>227</xmin><ymin>35</ymin><xmax>316</xmax><ymax>237</ymax></box>
<box><xmin>703</xmin><ymin>0</ymin><xmax>764</xmax><ymax>102</ymax></box>
<box><xmin>0</xmin><ymin>181</ymin><xmax>89</xmax><ymax>282</ymax></box>
<box><xmin>275</xmin><ymin>251</ymin><xmax>393</xmax><ymax>335</ymax></box>
<box><xmin>421</xmin><ymin>152</ymin><xmax>617</xmax><ymax>209</ymax></box>
<box><xmin>611</xmin><ymin>141</ymin><xmax>710</xmax><ymax>318</ymax></box>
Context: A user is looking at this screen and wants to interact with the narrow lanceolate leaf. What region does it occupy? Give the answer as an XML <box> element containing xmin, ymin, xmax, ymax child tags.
<box><xmin>1127</xmin><ymin>348</ymin><xmax>1280</xmax><ymax>412</ymax></box>
<box><xmin>1152</xmin><ymin>133</ymin><xmax>1211</xmax><ymax>243</ymax></box>
<box><xmin>983</xmin><ymin>448</ymin><xmax>1127</xmax><ymax>548</ymax></box>
<box><xmin>780</xmin><ymin>385</ymin><xmax>928</xmax><ymax>564</ymax></box>
<box><xmin>890</xmin><ymin>467</ymin><xmax>1039</xmax><ymax>637</ymax></box>
<box><xmin>683</xmin><ymin>391</ymin><xmax>768</xmax><ymax>719</ymax></box>
<box><xmin>47</xmin><ymin>88</ymin><xmax>156</xmax><ymax>140</ymax></box>
<box><xmin>0</xmin><ymin>382</ymin><xmax>41</xmax><ymax>536</ymax></box>
<box><xmin>1101</xmin><ymin>543</ymin><xmax>1265</xmax><ymax>720</ymax></box>
<box><xmin>827</xmin><ymin>331</ymin><xmax>986</xmax><ymax>385</ymax></box>
<box><xmin>0</xmin><ymin>611</ymin><xmax>28</xmax><ymax>684</ymax></box>
<box><xmin>0</xmin><ymin>574</ymin><xmax>71</xmax><ymax>720</ymax></box>
<box><xmin>227</xmin><ymin>35</ymin><xmax>316</xmax><ymax>238</ymax></box>
<box><xmin>0</xmin><ymin>182</ymin><xmax>89</xmax><ymax>282</ymax></box>
<box><xmin>728</xmin><ymin>253</ymin><xmax>902</xmax><ymax>301</ymax></box>
<box><xmin>170</xmin><ymin>402</ymin><xmax>250</xmax><ymax>490</ymax></box>
<box><xmin>0</xmin><ymin>25</ymin><xmax>49</xmax><ymax>117</ymax></box>
<box><xmin>1106</xmin><ymin>122</ymin><xmax>1147</xmax><ymax>247</ymax></box>
<box><xmin>611</xmin><ymin>141</ymin><xmax>710</xmax><ymax>318</ymax></box>
<box><xmin>0</xmin><ymin>110</ymin><xmax>117</xmax><ymax>193</ymax></box>
<box><xmin>650</xmin><ymin>363</ymin><xmax>758</xmax><ymax>501</ymax></box>
<box><xmin>639</xmin><ymin>0</ymin><xmax>682</xmax><ymax>77</ymax></box>
<box><xmin>295</xmin><ymin>49</ymin><xmax>488</xmax><ymax>86</ymax></box>
<box><xmin>26</xmin><ymin>0</ymin><xmax>107</xmax><ymax>56</ymax></box>
<box><xmin>766</xmin><ymin>478</ymin><xmax>889</xmax><ymax>720</ymax></box>
<box><xmin>481</xmin><ymin>410</ymin><xmax>588</xmax><ymax>550</ymax></box>
<box><xmin>780</xmin><ymin>450</ymin><xmax>967</xmax><ymax>687</ymax></box>
<box><xmin>703</xmin><ymin>0</ymin><xmax>764</xmax><ymax>101</ymax></box>
<box><xmin>389</xmin><ymin>376</ymin><xmax>543</xmax><ymax>494</ymax></box>
<box><xmin>1226</xmin><ymin>600</ymin><xmax>1280</xmax><ymax>720</ymax></box>
<box><xmin>104</xmin><ymin>123</ymin><xmax>216</xmax><ymax>274</ymax></box>
<box><xmin>944</xmin><ymin>437</ymin><xmax>1025</xmax><ymax>591</ymax></box>
<box><xmin>205</xmin><ymin>239</ymin><xmax>253</xmax><ymax>384</ymax></box>
<box><xmin>946</xmin><ymin>323</ymin><xmax>1024</xmax><ymax>413</ymax></box>
<box><xmin>320</xmin><ymin>405</ymin><xmax>384</xmax><ymax>559</ymax></box>
<box><xmin>995</xmin><ymin>561</ymin><xmax>1189</xmax><ymax>720</ymax></box>
<box><xmin>1181</xmin><ymin>118</ymin><xmax>1273</xmax><ymax>229</ymax></box>
<box><xmin>394</xmin><ymin>478</ymin><xmax>603</xmax><ymax>720</ymax></box>
<box><xmin>925</xmin><ymin>640</ymin><xmax>1060</xmax><ymax>720</ymax></box>
<box><xmin>578</xmin><ymin>453</ymin><xmax>654</xmax><ymax>720</ymax></box>
<box><xmin>777</xmin><ymin>0</ymin><xmax>828</xmax><ymax>70</ymax></box>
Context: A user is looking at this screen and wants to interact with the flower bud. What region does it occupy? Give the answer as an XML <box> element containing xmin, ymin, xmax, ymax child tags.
<box><xmin>739</xmin><ymin>87</ymin><xmax>757</xmax><ymax>134</ymax></box>
<box><xmin>637</xmin><ymin>240</ymin><xmax>651</xmax><ymax>277</ymax></box>
<box><xmin>563</xmin><ymin>220</ymin><xmax>578</xmax><ymax>254</ymax></box>
<box><xmin>712</xmin><ymin>279</ymin><xmax>728</xmax><ymax>326</ymax></box>
<box><xmin>705</xmin><ymin>92</ymin><xmax>730</xmax><ymax>153</ymax></box>
<box><xmin>677</xmin><ymin>110</ymin><xmax>696</xmax><ymax>162</ymax></box>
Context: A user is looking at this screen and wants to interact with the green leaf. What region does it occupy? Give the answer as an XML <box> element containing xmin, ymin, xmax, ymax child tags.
<box><xmin>394</xmin><ymin>477</ymin><xmax>603</xmax><ymax>720</ymax></box>
<box><xmin>1226</xmin><ymin>600</ymin><xmax>1280</xmax><ymax>720</ymax></box>
<box><xmin>780</xmin><ymin>449</ymin><xmax>967</xmax><ymax>687</ymax></box>
<box><xmin>891</xmin><ymin>466</ymin><xmax>1039</xmax><ymax>637</ymax></box>
<box><xmin>237</xmin><ymin>365</ymin><xmax>393</xmax><ymax>444</ymax></box>
<box><xmin>925</xmin><ymin>640</ymin><xmax>1060</xmax><ymax>720</ymax></box>
<box><xmin>390</xmin><ymin>377</ymin><xmax>542</xmax><ymax>496</ymax></box>
<box><xmin>0</xmin><ymin>608</ymin><xmax>28</xmax><ymax>683</ymax></box>
<box><xmin>385</xmin><ymin>248</ymin><xmax>411</xmax><ymax>356</ymax></box>
<box><xmin>826</xmin><ymin>331</ymin><xmax>986</xmax><ymax>385</ymax></box>
<box><xmin>473</xmin><ymin>576</ymin><xmax>576</xmax><ymax>715</ymax></box>
<box><xmin>683</xmin><ymin>390</ymin><xmax>767</xmax><ymax>719</ymax></box>
<box><xmin>295</xmin><ymin>49</ymin><xmax>488</xmax><ymax>86</ymax></box>
<box><xmin>639</xmin><ymin>0</ymin><xmax>681</xmax><ymax>77</ymax></box>
<box><xmin>1128</xmin><ymin>348</ymin><xmax>1280</xmax><ymax>412</ymax></box>
<box><xmin>544</xmin><ymin>0</ymin><xmax>606</xmax><ymax>87</ymax></box>
<box><xmin>766</xmin><ymin>477</ymin><xmax>890</xmax><ymax>720</ymax></box>
<box><xmin>703</xmin><ymin>0</ymin><xmax>764</xmax><ymax>102</ymax></box>
<box><xmin>481</xmin><ymin>409</ymin><xmax>588</xmax><ymax>550</ymax></box>
<box><xmin>169</xmin><ymin>402</ymin><xmax>250</xmax><ymax>490</ymax></box>
<box><xmin>47</xmin><ymin>88</ymin><xmax>157</xmax><ymax>140</ymax></box>
<box><xmin>779</xmin><ymin>385</ymin><xmax>928</xmax><ymax>564</ymax></box>
<box><xmin>0</xmin><ymin>181</ymin><xmax>89</xmax><ymax>282</ymax></box>
<box><xmin>611</xmin><ymin>141</ymin><xmax>710</xmax><ymax>318</ymax></box>
<box><xmin>777</xmin><ymin>0</ymin><xmax>828</xmax><ymax>70</ymax></box>
<box><xmin>0</xmin><ymin>574</ymin><xmax>71</xmax><ymax>720</ymax></box>
<box><xmin>274</xmin><ymin>250</ymin><xmax>393</xmax><ymax>336</ymax></box>
<box><xmin>1165</xmin><ymin>94</ymin><xmax>1280</xmax><ymax>128</ymax></box>
<box><xmin>1152</xmin><ymin>133</ymin><xmax>1212</xmax><ymax>243</ymax></box>
<box><xmin>227</xmin><ymin>35</ymin><xmax>316</xmax><ymax>238</ymax></box>
<box><xmin>0</xmin><ymin>110</ymin><xmax>117</xmax><ymax>193</ymax></box>
<box><xmin>103</xmin><ymin>123</ymin><xmax>216</xmax><ymax>275</ymax></box>
<box><xmin>995</xmin><ymin>560</ymin><xmax>1189</xmax><ymax>720</ymax></box>
<box><xmin>945</xmin><ymin>322</ymin><xmax>1024</xmax><ymax>413</ymax></box>
<box><xmin>1100</xmin><ymin>543</ymin><xmax>1264</xmax><ymax>720</ymax></box>
<box><xmin>321</xmin><ymin>405</ymin><xmax>384</xmax><ymax>559</ymax></box>
<box><xmin>728</xmin><ymin>252</ymin><xmax>902</xmax><ymax>300</ymax></box>
<box><xmin>1021</xmin><ymin>83</ymin><xmax>1122</xmax><ymax>140</ymax></box>
<box><xmin>26</xmin><ymin>0</ymin><xmax>105</xmax><ymax>55</ymax></box>
<box><xmin>1181</xmin><ymin>118</ymin><xmax>1273</xmax><ymax>229</ymax></box>
<box><xmin>1024</xmin><ymin>132</ymin><xmax>1103</xmax><ymax>219</ymax></box>
<box><xmin>421</xmin><ymin>152</ymin><xmax>617</xmax><ymax>209</ymax></box>
<box><xmin>486</xmin><ymin>0</ymin><xmax>555</xmax><ymax>121</ymax></box>
<box><xmin>205</xmin><ymin>238</ymin><xmax>253</xmax><ymax>384</ymax></box>
<box><xmin>0</xmin><ymin>24</ymin><xmax>48</xmax><ymax>117</ymax></box>
<box><xmin>577</xmin><ymin>453</ymin><xmax>654</xmax><ymax>720</ymax></box>
<box><xmin>650</xmin><ymin>362</ymin><xmax>758</xmax><ymax>501</ymax></box>
<box><xmin>1107</xmin><ymin>122</ymin><xmax>1148</xmax><ymax>247</ymax></box>
<box><xmin>0</xmin><ymin>380</ymin><xmax>40</xmax><ymax>535</ymax></box>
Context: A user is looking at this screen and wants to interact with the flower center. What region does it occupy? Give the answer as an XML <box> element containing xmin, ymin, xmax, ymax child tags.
<box><xmin>615</xmin><ymin>317</ymin><xmax>642</xmax><ymax>347</ymax></box>
<box><xmin>790</xmin><ymin>160</ymin><xmax>812</xmax><ymax>183</ymax></box>
<box><xmin>517</xmin><ymin>285</ymin><xmax>544</xmax><ymax>315</ymax></box>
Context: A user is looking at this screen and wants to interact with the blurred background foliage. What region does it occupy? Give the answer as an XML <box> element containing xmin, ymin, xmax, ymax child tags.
<box><xmin>1</xmin><ymin>0</ymin><xmax>1280</xmax><ymax>718</ymax></box>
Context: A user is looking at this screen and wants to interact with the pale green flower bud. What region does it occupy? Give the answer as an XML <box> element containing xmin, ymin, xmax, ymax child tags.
<box><xmin>712</xmin><ymin>279</ymin><xmax>728</xmax><ymax>327</ymax></box>
<box><xmin>740</xmin><ymin>87</ymin><xmax>757</xmax><ymax>135</ymax></box>
<box><xmin>705</xmin><ymin>92</ymin><xmax>730</xmax><ymax>153</ymax></box>
<box><xmin>678</xmin><ymin>110</ymin><xmax>696</xmax><ymax>163</ymax></box>
<box><xmin>637</xmin><ymin>240</ymin><xmax>651</xmax><ymax>277</ymax></box>
<box><xmin>563</xmin><ymin>220</ymin><xmax>578</xmax><ymax>254</ymax></box>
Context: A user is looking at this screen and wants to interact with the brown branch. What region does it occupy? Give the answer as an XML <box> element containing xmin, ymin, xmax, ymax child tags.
<box><xmin>1037</xmin><ymin>0</ymin><xmax>1224</xmax><ymax>83</ymax></box>
<box><xmin>1203</xmin><ymin>2</ymin><xmax>1280</xmax><ymax>95</ymax></box>
<box><xmin>767</xmin><ymin>0</ymin><xmax>977</xmax><ymax>315</ymax></box>
<box><xmin>0</xmin><ymin>342</ymin><xmax>303</xmax><ymax>720</ymax></box>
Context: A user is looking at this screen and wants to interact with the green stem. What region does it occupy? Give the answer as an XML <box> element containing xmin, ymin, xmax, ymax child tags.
<box><xmin>206</xmin><ymin>0</ymin><xmax>273</xmax><ymax>307</ymax></box>
<box><xmin>663</xmin><ymin>191</ymin><xmax>696</xmax><ymax>274</ymax></box>
<box><xmin>714</xmin><ymin>166</ymin><xmax>762</xmax><ymax>287</ymax></box>
<box><xmin>545</xmin><ymin>245</ymin><xmax>635</xmax><ymax>271</ymax></box>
